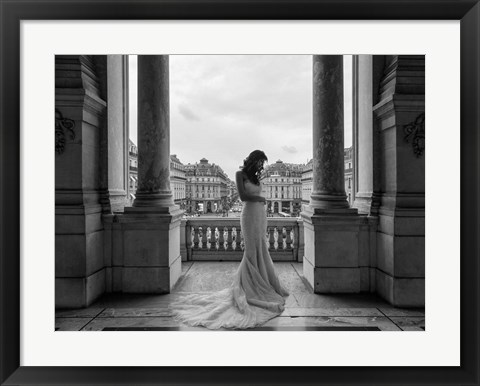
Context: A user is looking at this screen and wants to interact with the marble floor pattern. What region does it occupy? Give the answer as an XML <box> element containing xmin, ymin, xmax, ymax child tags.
<box><xmin>55</xmin><ymin>262</ymin><xmax>425</xmax><ymax>331</ymax></box>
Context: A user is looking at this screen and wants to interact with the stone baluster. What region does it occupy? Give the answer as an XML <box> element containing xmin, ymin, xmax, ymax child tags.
<box><xmin>201</xmin><ymin>227</ymin><xmax>208</xmax><ymax>249</ymax></box>
<box><xmin>186</xmin><ymin>224</ymin><xmax>193</xmax><ymax>260</ymax></box>
<box><xmin>239</xmin><ymin>229</ymin><xmax>245</xmax><ymax>251</ymax></box>
<box><xmin>218</xmin><ymin>226</ymin><xmax>225</xmax><ymax>250</ymax></box>
<box><xmin>193</xmin><ymin>227</ymin><xmax>200</xmax><ymax>249</ymax></box>
<box><xmin>285</xmin><ymin>227</ymin><xmax>292</xmax><ymax>250</ymax></box>
<box><xmin>269</xmin><ymin>227</ymin><xmax>276</xmax><ymax>250</ymax></box>
<box><xmin>227</xmin><ymin>227</ymin><xmax>233</xmax><ymax>251</ymax></box>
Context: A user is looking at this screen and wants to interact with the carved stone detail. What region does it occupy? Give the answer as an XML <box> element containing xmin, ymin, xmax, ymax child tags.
<box><xmin>404</xmin><ymin>112</ymin><xmax>425</xmax><ymax>157</ymax></box>
<box><xmin>55</xmin><ymin>108</ymin><xmax>75</xmax><ymax>154</ymax></box>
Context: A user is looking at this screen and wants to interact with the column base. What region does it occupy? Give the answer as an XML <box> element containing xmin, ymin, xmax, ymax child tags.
<box><xmin>124</xmin><ymin>204</ymin><xmax>183</xmax><ymax>215</ymax></box>
<box><xmin>132</xmin><ymin>190</ymin><xmax>175</xmax><ymax>208</ymax></box>
<box><xmin>108</xmin><ymin>206</ymin><xmax>183</xmax><ymax>294</ymax></box>
<box><xmin>122</xmin><ymin>260</ymin><xmax>181</xmax><ymax>293</ymax></box>
<box><xmin>56</xmin><ymin>269</ymin><xmax>106</xmax><ymax>309</ymax></box>
<box><xmin>310</xmin><ymin>193</ymin><xmax>351</xmax><ymax>209</ymax></box>
<box><xmin>301</xmin><ymin>208</ymin><xmax>374</xmax><ymax>294</ymax></box>
<box><xmin>376</xmin><ymin>270</ymin><xmax>425</xmax><ymax>307</ymax></box>
<box><xmin>303</xmin><ymin>260</ymin><xmax>361</xmax><ymax>293</ymax></box>
<box><xmin>301</xmin><ymin>204</ymin><xmax>358</xmax><ymax>216</ymax></box>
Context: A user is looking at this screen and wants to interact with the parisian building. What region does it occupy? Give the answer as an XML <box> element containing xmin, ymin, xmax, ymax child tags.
<box><xmin>344</xmin><ymin>146</ymin><xmax>353</xmax><ymax>205</ymax></box>
<box><xmin>227</xmin><ymin>180</ymin><xmax>239</xmax><ymax>205</ymax></box>
<box><xmin>128</xmin><ymin>139</ymin><xmax>138</xmax><ymax>203</ymax></box>
<box><xmin>301</xmin><ymin>158</ymin><xmax>313</xmax><ymax>207</ymax></box>
<box><xmin>185</xmin><ymin>158</ymin><xmax>230</xmax><ymax>214</ymax></box>
<box><xmin>262</xmin><ymin>160</ymin><xmax>303</xmax><ymax>215</ymax></box>
<box><xmin>170</xmin><ymin>154</ymin><xmax>187</xmax><ymax>209</ymax></box>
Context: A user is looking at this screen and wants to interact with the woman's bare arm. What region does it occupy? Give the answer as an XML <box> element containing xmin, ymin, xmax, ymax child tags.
<box><xmin>235</xmin><ymin>171</ymin><xmax>265</xmax><ymax>203</ymax></box>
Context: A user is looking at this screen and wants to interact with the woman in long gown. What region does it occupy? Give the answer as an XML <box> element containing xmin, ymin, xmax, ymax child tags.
<box><xmin>170</xmin><ymin>150</ymin><xmax>289</xmax><ymax>329</ymax></box>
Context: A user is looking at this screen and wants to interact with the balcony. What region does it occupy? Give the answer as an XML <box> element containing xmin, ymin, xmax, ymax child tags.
<box><xmin>180</xmin><ymin>217</ymin><xmax>304</xmax><ymax>262</ymax></box>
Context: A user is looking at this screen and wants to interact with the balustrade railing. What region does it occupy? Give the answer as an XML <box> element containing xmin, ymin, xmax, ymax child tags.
<box><xmin>180</xmin><ymin>217</ymin><xmax>304</xmax><ymax>262</ymax></box>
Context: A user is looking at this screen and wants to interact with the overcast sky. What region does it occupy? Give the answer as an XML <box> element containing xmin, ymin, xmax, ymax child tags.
<box><xmin>129</xmin><ymin>55</ymin><xmax>352</xmax><ymax>181</ymax></box>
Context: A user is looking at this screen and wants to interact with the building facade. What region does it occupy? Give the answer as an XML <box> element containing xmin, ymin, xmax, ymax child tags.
<box><xmin>128</xmin><ymin>139</ymin><xmax>138</xmax><ymax>203</ymax></box>
<box><xmin>301</xmin><ymin>158</ymin><xmax>313</xmax><ymax>207</ymax></box>
<box><xmin>262</xmin><ymin>160</ymin><xmax>303</xmax><ymax>215</ymax></box>
<box><xmin>185</xmin><ymin>158</ymin><xmax>230</xmax><ymax>214</ymax></box>
<box><xmin>344</xmin><ymin>146</ymin><xmax>353</xmax><ymax>205</ymax></box>
<box><xmin>170</xmin><ymin>154</ymin><xmax>186</xmax><ymax>209</ymax></box>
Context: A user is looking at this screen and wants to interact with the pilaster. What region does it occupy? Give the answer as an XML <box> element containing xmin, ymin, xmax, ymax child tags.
<box><xmin>373</xmin><ymin>55</ymin><xmax>425</xmax><ymax>307</ymax></box>
<box><xmin>55</xmin><ymin>55</ymin><xmax>106</xmax><ymax>308</ymax></box>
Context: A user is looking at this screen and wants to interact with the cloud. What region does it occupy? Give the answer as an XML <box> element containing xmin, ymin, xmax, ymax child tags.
<box><xmin>178</xmin><ymin>104</ymin><xmax>200</xmax><ymax>121</ymax></box>
<box><xmin>128</xmin><ymin>55</ymin><xmax>351</xmax><ymax>179</ymax></box>
<box><xmin>282</xmin><ymin>145</ymin><xmax>298</xmax><ymax>154</ymax></box>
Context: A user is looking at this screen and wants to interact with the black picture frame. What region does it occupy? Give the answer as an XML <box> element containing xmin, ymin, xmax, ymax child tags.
<box><xmin>1</xmin><ymin>1</ymin><xmax>479</xmax><ymax>385</ymax></box>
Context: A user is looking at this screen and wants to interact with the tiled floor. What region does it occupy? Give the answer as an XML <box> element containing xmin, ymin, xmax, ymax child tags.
<box><xmin>55</xmin><ymin>262</ymin><xmax>425</xmax><ymax>331</ymax></box>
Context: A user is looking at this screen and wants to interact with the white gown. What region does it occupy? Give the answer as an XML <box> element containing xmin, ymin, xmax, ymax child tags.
<box><xmin>170</xmin><ymin>180</ymin><xmax>289</xmax><ymax>329</ymax></box>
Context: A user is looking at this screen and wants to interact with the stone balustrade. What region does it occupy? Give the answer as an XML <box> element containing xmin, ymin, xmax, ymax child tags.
<box><xmin>180</xmin><ymin>217</ymin><xmax>304</xmax><ymax>262</ymax></box>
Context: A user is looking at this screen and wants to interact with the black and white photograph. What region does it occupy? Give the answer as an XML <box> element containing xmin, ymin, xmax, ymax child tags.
<box><xmin>54</xmin><ymin>54</ymin><xmax>425</xmax><ymax>332</ymax></box>
<box><xmin>3</xmin><ymin>2</ymin><xmax>479</xmax><ymax>382</ymax></box>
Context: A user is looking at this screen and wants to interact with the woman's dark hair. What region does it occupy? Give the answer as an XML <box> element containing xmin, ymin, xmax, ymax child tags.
<box><xmin>242</xmin><ymin>150</ymin><xmax>268</xmax><ymax>185</ymax></box>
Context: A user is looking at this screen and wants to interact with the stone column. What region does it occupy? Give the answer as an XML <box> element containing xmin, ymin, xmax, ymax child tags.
<box><xmin>117</xmin><ymin>55</ymin><xmax>182</xmax><ymax>294</ymax></box>
<box><xmin>352</xmin><ymin>55</ymin><xmax>380</xmax><ymax>215</ymax></box>
<box><xmin>301</xmin><ymin>56</ymin><xmax>364</xmax><ymax>295</ymax></box>
<box><xmin>310</xmin><ymin>55</ymin><xmax>350</xmax><ymax>210</ymax></box>
<box><xmin>133</xmin><ymin>55</ymin><xmax>174</xmax><ymax>209</ymax></box>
